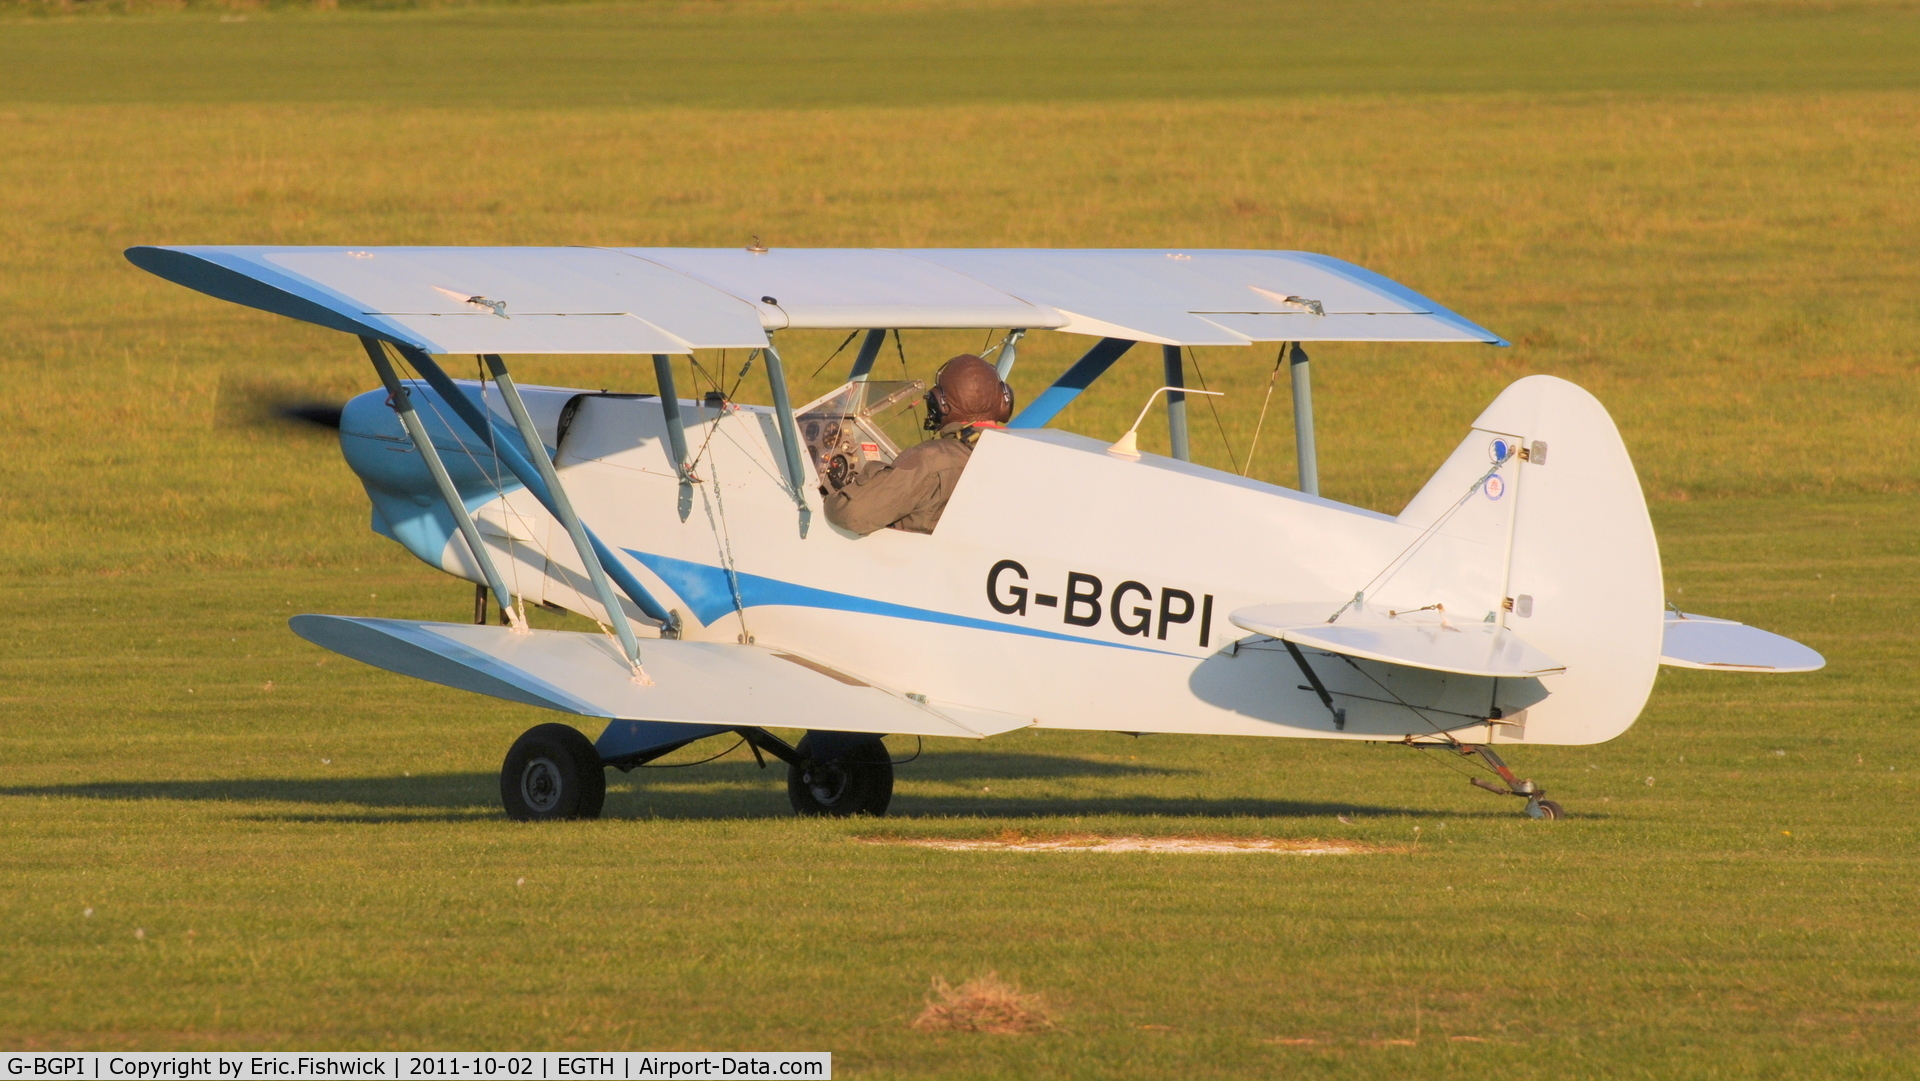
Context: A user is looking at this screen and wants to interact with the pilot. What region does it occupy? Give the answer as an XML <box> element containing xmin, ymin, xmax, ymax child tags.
<box><xmin>821</xmin><ymin>353</ymin><xmax>1015</xmax><ymax>535</ymax></box>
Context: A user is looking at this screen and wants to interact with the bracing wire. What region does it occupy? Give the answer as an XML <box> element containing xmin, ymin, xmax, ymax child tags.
<box><xmin>400</xmin><ymin>347</ymin><xmax>620</xmax><ymax>641</ymax></box>
<box><xmin>1263</xmin><ymin>638</ymin><xmax>1510</xmax><ymax>781</ymax></box>
<box><xmin>1241</xmin><ymin>345</ymin><xmax>1287</xmax><ymax>477</ymax></box>
<box><xmin>1185</xmin><ymin>347</ymin><xmax>1237</xmax><ymax>468</ymax></box>
<box><xmin>809</xmin><ymin>330</ymin><xmax>862</xmax><ymax>381</ymax></box>
<box><xmin>895</xmin><ymin>330</ymin><xmax>924</xmax><ymax>429</ymax></box>
<box><xmin>706</xmin><ymin>486</ymin><xmax>750</xmax><ymax>637</ymax></box>
<box><xmin>690</xmin><ymin>394</ymin><xmax>750</xmax><ymax>638</ymax></box>
<box><xmin>677</xmin><ymin>352</ymin><xmax>731</xmax><ymax>476</ymax></box>
<box><xmin>1409</xmin><ymin>741</ymin><xmax>1495</xmax><ymax>783</ymax></box>
<box><xmin>473</xmin><ymin>354</ymin><xmax>525</xmax><ymax>624</ymax></box>
<box><xmin>1327</xmin><ymin>651</ymin><xmax>1460</xmax><ymax>743</ymax></box>
<box><xmin>1339</xmin><ymin>449</ymin><xmax>1517</xmax><ymax>615</ymax></box>
<box><xmin>389</xmin><ymin>345</ymin><xmax>529</xmax><ymax>626</ymax></box>
<box><xmin>725</xmin><ymin>348</ymin><xmax>760</xmax><ymax>402</ymax></box>
<box><xmin>689</xmin><ymin>352</ymin><xmax>725</xmax><ymax>397</ymax></box>
<box><xmin>685</xmin><ymin>412</ymin><xmax>727</xmax><ymax>477</ymax></box>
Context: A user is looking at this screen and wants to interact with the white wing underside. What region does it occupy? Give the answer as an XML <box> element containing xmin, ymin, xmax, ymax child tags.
<box><xmin>290</xmin><ymin>615</ymin><xmax>1005</xmax><ymax>738</ymax></box>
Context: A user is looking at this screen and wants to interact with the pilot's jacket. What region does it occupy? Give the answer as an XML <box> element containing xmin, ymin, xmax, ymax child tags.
<box><xmin>822</xmin><ymin>424</ymin><xmax>994</xmax><ymax>535</ymax></box>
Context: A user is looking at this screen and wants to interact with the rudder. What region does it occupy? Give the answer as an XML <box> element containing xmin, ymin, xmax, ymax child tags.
<box><xmin>1396</xmin><ymin>375</ymin><xmax>1662</xmax><ymax>745</ymax></box>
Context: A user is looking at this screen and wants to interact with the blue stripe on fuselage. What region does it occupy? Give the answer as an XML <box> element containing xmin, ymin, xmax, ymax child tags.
<box><xmin>623</xmin><ymin>548</ymin><xmax>1190</xmax><ymax>657</ymax></box>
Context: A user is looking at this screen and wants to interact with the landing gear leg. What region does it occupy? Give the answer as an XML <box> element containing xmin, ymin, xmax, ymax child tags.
<box><xmin>1461</xmin><ymin>744</ymin><xmax>1564</xmax><ymax>819</ymax></box>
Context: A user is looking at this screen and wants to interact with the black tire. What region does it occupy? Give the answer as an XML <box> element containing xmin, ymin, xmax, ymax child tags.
<box><xmin>787</xmin><ymin>733</ymin><xmax>894</xmax><ymax>817</ymax></box>
<box><xmin>1534</xmin><ymin>799</ymin><xmax>1565</xmax><ymax>820</ymax></box>
<box><xmin>501</xmin><ymin>723</ymin><xmax>606</xmax><ymax>821</ymax></box>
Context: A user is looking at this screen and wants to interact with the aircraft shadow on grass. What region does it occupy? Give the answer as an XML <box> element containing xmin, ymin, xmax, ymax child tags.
<box><xmin>880</xmin><ymin>749</ymin><xmax>1190</xmax><ymax>783</ymax></box>
<box><xmin>0</xmin><ymin>752</ymin><xmax>1493</xmax><ymax>822</ymax></box>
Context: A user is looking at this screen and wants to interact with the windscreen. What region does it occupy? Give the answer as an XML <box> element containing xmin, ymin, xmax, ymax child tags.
<box><xmin>795</xmin><ymin>379</ymin><xmax>926</xmax><ymax>488</ymax></box>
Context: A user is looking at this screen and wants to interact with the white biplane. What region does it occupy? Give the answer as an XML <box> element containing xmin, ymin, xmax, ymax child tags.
<box><xmin>127</xmin><ymin>244</ymin><xmax>1823</xmax><ymax>820</ymax></box>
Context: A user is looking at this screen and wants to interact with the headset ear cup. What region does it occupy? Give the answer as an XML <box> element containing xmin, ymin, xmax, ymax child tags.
<box><xmin>924</xmin><ymin>386</ymin><xmax>948</xmax><ymax>431</ymax></box>
<box><xmin>1000</xmin><ymin>381</ymin><xmax>1015</xmax><ymax>420</ymax></box>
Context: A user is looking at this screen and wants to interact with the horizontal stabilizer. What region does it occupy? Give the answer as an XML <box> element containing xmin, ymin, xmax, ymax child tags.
<box><xmin>1228</xmin><ymin>602</ymin><xmax>1566</xmax><ymax>678</ymax></box>
<box><xmin>290</xmin><ymin>615</ymin><xmax>986</xmax><ymax>738</ymax></box>
<box><xmin>1660</xmin><ymin>611</ymin><xmax>1825</xmax><ymax>673</ymax></box>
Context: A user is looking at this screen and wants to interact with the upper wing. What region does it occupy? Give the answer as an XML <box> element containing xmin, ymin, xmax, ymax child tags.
<box><xmin>906</xmin><ymin>249</ymin><xmax>1507</xmax><ymax>346</ymax></box>
<box><xmin>124</xmin><ymin>246</ymin><xmax>771</xmax><ymax>355</ymax></box>
<box><xmin>127</xmin><ymin>245</ymin><xmax>1505</xmax><ymax>351</ymax></box>
<box><xmin>1660</xmin><ymin>611</ymin><xmax>1825</xmax><ymax>673</ymax></box>
<box><xmin>1228</xmin><ymin>602</ymin><xmax>1566</xmax><ymax>678</ymax></box>
<box><xmin>290</xmin><ymin>615</ymin><xmax>989</xmax><ymax>738</ymax></box>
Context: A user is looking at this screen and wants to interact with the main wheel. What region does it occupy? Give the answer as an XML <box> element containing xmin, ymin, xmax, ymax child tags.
<box><xmin>501</xmin><ymin>723</ymin><xmax>606</xmax><ymax>821</ymax></box>
<box><xmin>787</xmin><ymin>733</ymin><xmax>893</xmax><ymax>817</ymax></box>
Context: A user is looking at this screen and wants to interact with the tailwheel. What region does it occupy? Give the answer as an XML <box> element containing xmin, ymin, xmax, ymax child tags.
<box><xmin>501</xmin><ymin>722</ymin><xmax>606</xmax><ymax>821</ymax></box>
<box><xmin>1458</xmin><ymin>744</ymin><xmax>1565</xmax><ymax>820</ymax></box>
<box><xmin>787</xmin><ymin>733</ymin><xmax>893</xmax><ymax>817</ymax></box>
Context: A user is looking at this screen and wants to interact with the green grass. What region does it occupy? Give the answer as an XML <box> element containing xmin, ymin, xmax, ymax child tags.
<box><xmin>2</xmin><ymin>0</ymin><xmax>1918</xmax><ymax>1073</ymax></box>
<box><xmin>6</xmin><ymin>91</ymin><xmax>1916</xmax><ymax>572</ymax></box>
<box><xmin>6</xmin><ymin>0</ymin><xmax>1920</xmax><ymax>104</ymax></box>
<box><xmin>4</xmin><ymin>499</ymin><xmax>1917</xmax><ymax>1070</ymax></box>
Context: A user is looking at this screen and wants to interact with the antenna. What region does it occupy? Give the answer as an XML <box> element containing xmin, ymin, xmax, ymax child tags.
<box><xmin>1109</xmin><ymin>386</ymin><xmax>1224</xmax><ymax>458</ymax></box>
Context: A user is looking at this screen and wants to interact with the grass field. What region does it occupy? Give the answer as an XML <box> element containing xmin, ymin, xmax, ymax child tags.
<box><xmin>2</xmin><ymin>0</ymin><xmax>1917</xmax><ymax>1074</ymax></box>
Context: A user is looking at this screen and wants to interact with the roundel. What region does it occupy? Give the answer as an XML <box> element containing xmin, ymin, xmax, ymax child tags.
<box><xmin>1484</xmin><ymin>475</ymin><xmax>1506</xmax><ymax>500</ymax></box>
<box><xmin>1488</xmin><ymin>438</ymin><xmax>1511</xmax><ymax>463</ymax></box>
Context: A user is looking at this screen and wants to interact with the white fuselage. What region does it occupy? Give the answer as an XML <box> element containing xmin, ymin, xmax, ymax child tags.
<box><xmin>373</xmin><ymin>376</ymin><xmax>1663</xmax><ymax>749</ymax></box>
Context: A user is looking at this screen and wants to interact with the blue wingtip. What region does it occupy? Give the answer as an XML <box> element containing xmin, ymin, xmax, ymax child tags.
<box><xmin>1284</xmin><ymin>251</ymin><xmax>1507</xmax><ymax>346</ymax></box>
<box><xmin>124</xmin><ymin>244</ymin><xmax>423</xmax><ymax>347</ymax></box>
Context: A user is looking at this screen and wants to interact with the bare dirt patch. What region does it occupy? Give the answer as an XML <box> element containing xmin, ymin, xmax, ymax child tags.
<box><xmin>911</xmin><ymin>972</ymin><xmax>1054</xmax><ymax>1035</ymax></box>
<box><xmin>864</xmin><ymin>833</ymin><xmax>1389</xmax><ymax>855</ymax></box>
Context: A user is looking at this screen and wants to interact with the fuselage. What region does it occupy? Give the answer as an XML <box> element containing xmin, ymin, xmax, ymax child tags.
<box><xmin>341</xmin><ymin>380</ymin><xmax>1581</xmax><ymax>746</ymax></box>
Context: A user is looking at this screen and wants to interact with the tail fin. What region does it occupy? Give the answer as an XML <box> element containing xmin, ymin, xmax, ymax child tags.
<box><xmin>1393</xmin><ymin>375</ymin><xmax>1662</xmax><ymax>746</ymax></box>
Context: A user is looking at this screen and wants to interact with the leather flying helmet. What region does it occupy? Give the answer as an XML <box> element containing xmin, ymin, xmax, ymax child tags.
<box><xmin>924</xmin><ymin>353</ymin><xmax>1015</xmax><ymax>431</ymax></box>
